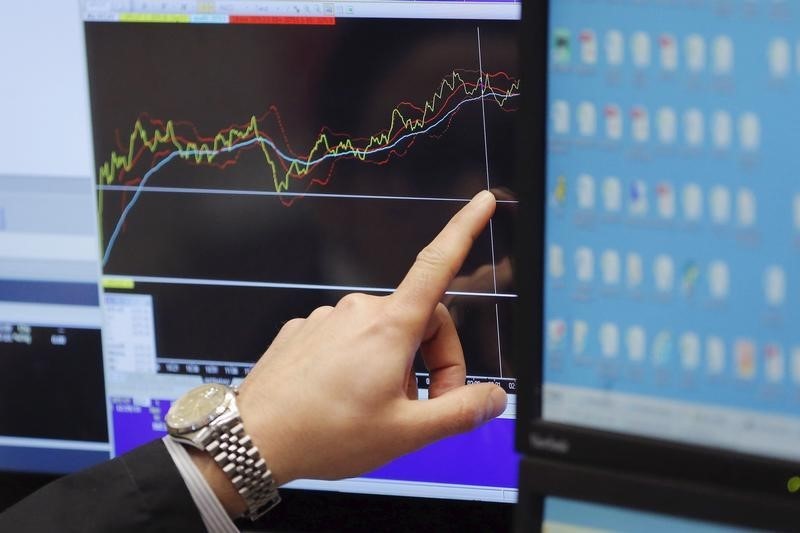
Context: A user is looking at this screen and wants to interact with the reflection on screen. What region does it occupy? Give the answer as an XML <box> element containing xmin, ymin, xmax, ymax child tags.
<box><xmin>543</xmin><ymin>0</ymin><xmax>800</xmax><ymax>461</ymax></box>
<box><xmin>542</xmin><ymin>497</ymin><xmax>752</xmax><ymax>533</ymax></box>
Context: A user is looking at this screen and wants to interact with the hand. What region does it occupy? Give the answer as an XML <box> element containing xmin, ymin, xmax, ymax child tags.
<box><xmin>192</xmin><ymin>190</ymin><xmax>508</xmax><ymax>517</ymax></box>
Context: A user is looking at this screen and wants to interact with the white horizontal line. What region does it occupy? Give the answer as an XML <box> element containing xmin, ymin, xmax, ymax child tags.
<box><xmin>104</xmin><ymin>275</ymin><xmax>518</xmax><ymax>298</ymax></box>
<box><xmin>0</xmin><ymin>435</ymin><xmax>110</xmax><ymax>452</ymax></box>
<box><xmin>98</xmin><ymin>184</ymin><xmax>519</xmax><ymax>204</ymax></box>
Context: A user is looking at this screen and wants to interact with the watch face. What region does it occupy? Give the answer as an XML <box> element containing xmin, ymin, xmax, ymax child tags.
<box><xmin>166</xmin><ymin>383</ymin><xmax>229</xmax><ymax>432</ymax></box>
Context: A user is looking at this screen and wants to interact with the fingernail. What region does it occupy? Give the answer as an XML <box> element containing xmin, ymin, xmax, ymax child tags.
<box><xmin>472</xmin><ymin>189</ymin><xmax>495</xmax><ymax>203</ymax></box>
<box><xmin>484</xmin><ymin>387</ymin><xmax>507</xmax><ymax>421</ymax></box>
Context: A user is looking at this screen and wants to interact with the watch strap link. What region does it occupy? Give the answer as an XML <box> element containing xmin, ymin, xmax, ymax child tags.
<box><xmin>205</xmin><ymin>420</ymin><xmax>281</xmax><ymax>521</ymax></box>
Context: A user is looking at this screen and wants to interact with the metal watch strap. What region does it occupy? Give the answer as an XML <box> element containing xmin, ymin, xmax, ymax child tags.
<box><xmin>205</xmin><ymin>419</ymin><xmax>281</xmax><ymax>521</ymax></box>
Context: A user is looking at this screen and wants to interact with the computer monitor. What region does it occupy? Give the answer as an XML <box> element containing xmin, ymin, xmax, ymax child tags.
<box><xmin>1</xmin><ymin>0</ymin><xmax>522</xmax><ymax>523</ymax></box>
<box><xmin>515</xmin><ymin>0</ymin><xmax>800</xmax><ymax>521</ymax></box>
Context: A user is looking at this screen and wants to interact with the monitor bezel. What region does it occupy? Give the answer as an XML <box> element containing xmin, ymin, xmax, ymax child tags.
<box><xmin>513</xmin><ymin>0</ymin><xmax>800</xmax><ymax>506</ymax></box>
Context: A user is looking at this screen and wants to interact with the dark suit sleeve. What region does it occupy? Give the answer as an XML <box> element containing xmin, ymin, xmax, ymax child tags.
<box><xmin>0</xmin><ymin>439</ymin><xmax>207</xmax><ymax>533</ymax></box>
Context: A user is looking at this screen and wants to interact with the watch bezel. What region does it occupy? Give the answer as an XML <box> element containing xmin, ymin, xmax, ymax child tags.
<box><xmin>165</xmin><ymin>383</ymin><xmax>234</xmax><ymax>435</ymax></box>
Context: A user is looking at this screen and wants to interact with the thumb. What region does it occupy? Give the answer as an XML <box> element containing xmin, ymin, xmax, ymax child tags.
<box><xmin>404</xmin><ymin>384</ymin><xmax>507</xmax><ymax>447</ymax></box>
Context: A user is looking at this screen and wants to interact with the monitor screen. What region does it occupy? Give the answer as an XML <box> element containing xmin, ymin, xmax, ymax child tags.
<box><xmin>1</xmin><ymin>0</ymin><xmax>521</xmax><ymax>507</ymax></box>
<box><xmin>517</xmin><ymin>0</ymin><xmax>800</xmax><ymax>503</ymax></box>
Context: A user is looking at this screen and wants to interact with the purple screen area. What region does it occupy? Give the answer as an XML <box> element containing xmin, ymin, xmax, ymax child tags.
<box><xmin>111</xmin><ymin>398</ymin><xmax>517</xmax><ymax>489</ymax></box>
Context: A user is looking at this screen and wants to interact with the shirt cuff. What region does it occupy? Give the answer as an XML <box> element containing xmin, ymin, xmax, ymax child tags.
<box><xmin>162</xmin><ymin>435</ymin><xmax>240</xmax><ymax>533</ymax></box>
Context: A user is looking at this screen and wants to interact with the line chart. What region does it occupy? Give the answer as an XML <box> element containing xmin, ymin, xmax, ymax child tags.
<box><xmin>97</xmin><ymin>69</ymin><xmax>520</xmax><ymax>266</ymax></box>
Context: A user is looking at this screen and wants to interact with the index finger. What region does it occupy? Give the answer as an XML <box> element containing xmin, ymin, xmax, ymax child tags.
<box><xmin>391</xmin><ymin>190</ymin><xmax>496</xmax><ymax>331</ymax></box>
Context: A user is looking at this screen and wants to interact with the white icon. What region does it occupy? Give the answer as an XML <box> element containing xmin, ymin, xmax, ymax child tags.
<box><xmin>603</xmin><ymin>177</ymin><xmax>622</xmax><ymax>212</ymax></box>
<box><xmin>735</xmin><ymin>339</ymin><xmax>756</xmax><ymax>380</ymax></box>
<box><xmin>710</xmin><ymin>186</ymin><xmax>731</xmax><ymax>224</ymax></box>
<box><xmin>711</xmin><ymin>111</ymin><xmax>732</xmax><ymax>150</ymax></box>
<box><xmin>601</xmin><ymin>249</ymin><xmax>621</xmax><ymax>285</ymax></box>
<box><xmin>548</xmin><ymin>319</ymin><xmax>567</xmax><ymax>349</ymax></box>
<box><xmin>600</xmin><ymin>322</ymin><xmax>620</xmax><ymax>358</ymax></box>
<box><xmin>626</xmin><ymin>326</ymin><xmax>646</xmax><ymax>362</ymax></box>
<box><xmin>769</xmin><ymin>37</ymin><xmax>791</xmax><ymax>79</ymax></box>
<box><xmin>685</xmin><ymin>34</ymin><xmax>706</xmax><ymax>72</ymax></box>
<box><xmin>573</xmin><ymin>320</ymin><xmax>589</xmax><ymax>355</ymax></box>
<box><xmin>631</xmin><ymin>106</ymin><xmax>650</xmax><ymax>142</ymax></box>
<box><xmin>792</xmin><ymin>347</ymin><xmax>800</xmax><ymax>384</ymax></box>
<box><xmin>794</xmin><ymin>194</ymin><xmax>800</xmax><ymax>231</ymax></box>
<box><xmin>577</xmin><ymin>174</ymin><xmax>596</xmax><ymax>209</ymax></box>
<box><xmin>626</xmin><ymin>253</ymin><xmax>644</xmax><ymax>289</ymax></box>
<box><xmin>654</xmin><ymin>254</ymin><xmax>675</xmax><ymax>293</ymax></box>
<box><xmin>549</xmin><ymin>245</ymin><xmax>565</xmax><ymax>279</ymax></box>
<box><xmin>736</xmin><ymin>188</ymin><xmax>757</xmax><ymax>227</ymax></box>
<box><xmin>682</xmin><ymin>183</ymin><xmax>703</xmax><ymax>221</ymax></box>
<box><xmin>680</xmin><ymin>332</ymin><xmax>701</xmax><ymax>371</ymax></box>
<box><xmin>580</xmin><ymin>29</ymin><xmax>598</xmax><ymax>65</ymax></box>
<box><xmin>631</xmin><ymin>31</ymin><xmax>651</xmax><ymax>68</ymax></box>
<box><xmin>604</xmin><ymin>104</ymin><xmax>623</xmax><ymax>140</ymax></box>
<box><xmin>577</xmin><ymin>102</ymin><xmax>597</xmax><ymax>137</ymax></box>
<box><xmin>764</xmin><ymin>344</ymin><xmax>785</xmax><ymax>383</ymax></box>
<box><xmin>656</xmin><ymin>107</ymin><xmax>677</xmax><ymax>144</ymax></box>
<box><xmin>575</xmin><ymin>247</ymin><xmax>594</xmax><ymax>282</ymax></box>
<box><xmin>708</xmin><ymin>260</ymin><xmax>730</xmax><ymax>300</ymax></box>
<box><xmin>738</xmin><ymin>112</ymin><xmax>760</xmax><ymax>151</ymax></box>
<box><xmin>659</xmin><ymin>33</ymin><xmax>678</xmax><ymax>71</ymax></box>
<box><xmin>684</xmin><ymin>109</ymin><xmax>704</xmax><ymax>147</ymax></box>
<box><xmin>656</xmin><ymin>182</ymin><xmax>675</xmax><ymax>219</ymax></box>
<box><xmin>629</xmin><ymin>180</ymin><xmax>648</xmax><ymax>216</ymax></box>
<box><xmin>605</xmin><ymin>30</ymin><xmax>625</xmax><ymax>66</ymax></box>
<box><xmin>764</xmin><ymin>265</ymin><xmax>786</xmax><ymax>306</ymax></box>
<box><xmin>552</xmin><ymin>100</ymin><xmax>570</xmax><ymax>134</ymax></box>
<box><xmin>712</xmin><ymin>35</ymin><xmax>734</xmax><ymax>74</ymax></box>
<box><xmin>706</xmin><ymin>336</ymin><xmax>726</xmax><ymax>375</ymax></box>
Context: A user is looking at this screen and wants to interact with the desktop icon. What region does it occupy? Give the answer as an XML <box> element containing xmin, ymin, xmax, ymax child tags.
<box><xmin>553</xmin><ymin>175</ymin><xmax>567</xmax><ymax>206</ymax></box>
<box><xmin>577</xmin><ymin>174</ymin><xmax>596</xmax><ymax>209</ymax></box>
<box><xmin>734</xmin><ymin>339</ymin><xmax>756</xmax><ymax>380</ymax></box>
<box><xmin>794</xmin><ymin>194</ymin><xmax>800</xmax><ymax>231</ymax></box>
<box><xmin>626</xmin><ymin>253</ymin><xmax>644</xmax><ymax>289</ymax></box>
<box><xmin>577</xmin><ymin>102</ymin><xmax>597</xmax><ymax>137</ymax></box>
<box><xmin>605</xmin><ymin>30</ymin><xmax>625</xmax><ymax>66</ymax></box>
<box><xmin>656</xmin><ymin>182</ymin><xmax>675</xmax><ymax>219</ymax></box>
<box><xmin>552</xmin><ymin>100</ymin><xmax>570</xmax><ymax>134</ymax></box>
<box><xmin>628</xmin><ymin>180</ymin><xmax>648</xmax><ymax>216</ymax></box>
<box><xmin>548</xmin><ymin>319</ymin><xmax>567</xmax><ymax>350</ymax></box>
<box><xmin>602</xmin><ymin>177</ymin><xmax>622</xmax><ymax>212</ymax></box>
<box><xmin>682</xmin><ymin>183</ymin><xmax>703</xmax><ymax>221</ymax></box>
<box><xmin>712</xmin><ymin>35</ymin><xmax>734</xmax><ymax>74</ymax></box>
<box><xmin>631</xmin><ymin>106</ymin><xmax>650</xmax><ymax>142</ymax></box>
<box><xmin>764</xmin><ymin>344</ymin><xmax>785</xmax><ymax>383</ymax></box>
<box><xmin>626</xmin><ymin>326</ymin><xmax>646</xmax><ymax>362</ymax></box>
<box><xmin>710</xmin><ymin>186</ymin><xmax>731</xmax><ymax>225</ymax></box>
<box><xmin>652</xmin><ymin>331</ymin><xmax>673</xmax><ymax>366</ymax></box>
<box><xmin>579</xmin><ymin>29</ymin><xmax>598</xmax><ymax>65</ymax></box>
<box><xmin>738</xmin><ymin>112</ymin><xmax>761</xmax><ymax>151</ymax></box>
<box><xmin>711</xmin><ymin>111</ymin><xmax>732</xmax><ymax>150</ymax></box>
<box><xmin>656</xmin><ymin>107</ymin><xmax>677</xmax><ymax>144</ymax></box>
<box><xmin>791</xmin><ymin>347</ymin><xmax>800</xmax><ymax>385</ymax></box>
<box><xmin>573</xmin><ymin>320</ymin><xmax>589</xmax><ymax>355</ymax></box>
<box><xmin>680</xmin><ymin>332</ymin><xmax>701</xmax><ymax>371</ymax></box>
<box><xmin>659</xmin><ymin>33</ymin><xmax>678</xmax><ymax>71</ymax></box>
<box><xmin>631</xmin><ymin>31</ymin><xmax>651</xmax><ymax>68</ymax></box>
<box><xmin>706</xmin><ymin>336</ymin><xmax>726</xmax><ymax>375</ymax></box>
<box><xmin>736</xmin><ymin>188</ymin><xmax>757</xmax><ymax>228</ymax></box>
<box><xmin>653</xmin><ymin>254</ymin><xmax>675</xmax><ymax>293</ymax></box>
<box><xmin>600</xmin><ymin>322</ymin><xmax>620</xmax><ymax>358</ymax></box>
<box><xmin>553</xmin><ymin>28</ymin><xmax>571</xmax><ymax>65</ymax></box>
<box><xmin>575</xmin><ymin>247</ymin><xmax>595</xmax><ymax>282</ymax></box>
<box><xmin>604</xmin><ymin>104</ymin><xmax>623</xmax><ymax>140</ymax></box>
<box><xmin>601</xmin><ymin>249</ymin><xmax>621</xmax><ymax>285</ymax></box>
<box><xmin>769</xmin><ymin>37</ymin><xmax>791</xmax><ymax>79</ymax></box>
<box><xmin>680</xmin><ymin>261</ymin><xmax>700</xmax><ymax>296</ymax></box>
<box><xmin>764</xmin><ymin>265</ymin><xmax>786</xmax><ymax>306</ymax></box>
<box><xmin>685</xmin><ymin>34</ymin><xmax>706</xmax><ymax>72</ymax></box>
<box><xmin>708</xmin><ymin>260</ymin><xmax>730</xmax><ymax>300</ymax></box>
<box><xmin>549</xmin><ymin>245</ymin><xmax>565</xmax><ymax>279</ymax></box>
<box><xmin>684</xmin><ymin>108</ymin><xmax>704</xmax><ymax>147</ymax></box>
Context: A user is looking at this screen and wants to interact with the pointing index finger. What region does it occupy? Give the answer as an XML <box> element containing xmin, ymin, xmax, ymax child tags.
<box><xmin>391</xmin><ymin>190</ymin><xmax>496</xmax><ymax>332</ymax></box>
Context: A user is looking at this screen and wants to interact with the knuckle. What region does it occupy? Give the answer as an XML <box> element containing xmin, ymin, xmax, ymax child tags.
<box><xmin>337</xmin><ymin>292</ymin><xmax>367</xmax><ymax>310</ymax></box>
<box><xmin>282</xmin><ymin>317</ymin><xmax>305</xmax><ymax>331</ymax></box>
<box><xmin>416</xmin><ymin>245</ymin><xmax>457</xmax><ymax>280</ymax></box>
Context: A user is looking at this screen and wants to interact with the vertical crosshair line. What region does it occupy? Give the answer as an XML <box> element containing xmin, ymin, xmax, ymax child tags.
<box><xmin>476</xmin><ymin>26</ymin><xmax>503</xmax><ymax>378</ymax></box>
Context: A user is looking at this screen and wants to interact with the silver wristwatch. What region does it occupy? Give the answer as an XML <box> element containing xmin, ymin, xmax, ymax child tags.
<box><xmin>165</xmin><ymin>383</ymin><xmax>280</xmax><ymax>521</ymax></box>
